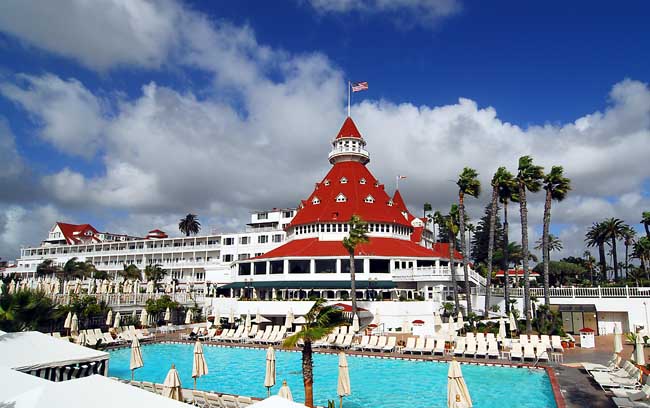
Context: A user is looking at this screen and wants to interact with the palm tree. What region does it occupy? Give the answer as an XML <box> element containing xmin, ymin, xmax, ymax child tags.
<box><xmin>456</xmin><ymin>167</ymin><xmax>481</xmax><ymax>315</ymax></box>
<box><xmin>516</xmin><ymin>155</ymin><xmax>544</xmax><ymax>334</ymax></box>
<box><xmin>144</xmin><ymin>264</ymin><xmax>167</xmax><ymax>289</ymax></box>
<box><xmin>36</xmin><ymin>259</ymin><xmax>61</xmax><ymax>278</ymax></box>
<box><xmin>541</xmin><ymin>166</ymin><xmax>571</xmax><ymax>305</ymax></box>
<box><xmin>621</xmin><ymin>225</ymin><xmax>636</xmax><ymax>279</ymax></box>
<box><xmin>484</xmin><ymin>168</ymin><xmax>505</xmax><ymax>317</ymax></box>
<box><xmin>62</xmin><ymin>257</ymin><xmax>92</xmax><ymax>280</ymax></box>
<box><xmin>178</xmin><ymin>214</ymin><xmax>201</xmax><ymax>236</ymax></box>
<box><xmin>120</xmin><ymin>264</ymin><xmax>142</xmax><ymax>280</ymax></box>
<box><xmin>585</xmin><ymin>222</ymin><xmax>608</xmax><ymax>281</ymax></box>
<box><xmin>583</xmin><ymin>250</ymin><xmax>596</xmax><ymax>285</ymax></box>
<box><xmin>342</xmin><ymin>215</ymin><xmax>369</xmax><ymax>319</ymax></box>
<box><xmin>641</xmin><ymin>211</ymin><xmax>650</xmax><ymax>238</ymax></box>
<box><xmin>601</xmin><ymin>218</ymin><xmax>626</xmax><ymax>280</ymax></box>
<box><xmin>283</xmin><ymin>299</ymin><xmax>346</xmax><ymax>408</ymax></box>
<box><xmin>535</xmin><ymin>234</ymin><xmax>563</xmax><ymax>253</ymax></box>
<box><xmin>495</xmin><ymin>167</ymin><xmax>517</xmax><ymax>312</ymax></box>
<box><xmin>438</xmin><ymin>205</ymin><xmax>461</xmax><ymax>313</ymax></box>
<box><xmin>633</xmin><ymin>237</ymin><xmax>650</xmax><ymax>280</ymax></box>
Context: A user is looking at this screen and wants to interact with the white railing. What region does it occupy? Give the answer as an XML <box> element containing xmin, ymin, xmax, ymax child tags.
<box><xmin>23</xmin><ymin>244</ymin><xmax>221</xmax><ymax>259</ymax></box>
<box><xmin>328</xmin><ymin>146</ymin><xmax>369</xmax><ymax>159</ymax></box>
<box><xmin>393</xmin><ymin>266</ymin><xmax>486</xmax><ymax>286</ymax></box>
<box><xmin>51</xmin><ymin>292</ymin><xmax>205</xmax><ymax>306</ymax></box>
<box><xmin>473</xmin><ymin>286</ymin><xmax>650</xmax><ymax>298</ymax></box>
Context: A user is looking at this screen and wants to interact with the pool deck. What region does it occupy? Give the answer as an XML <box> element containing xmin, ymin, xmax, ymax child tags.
<box><xmin>118</xmin><ymin>332</ymin><xmax>647</xmax><ymax>408</ymax></box>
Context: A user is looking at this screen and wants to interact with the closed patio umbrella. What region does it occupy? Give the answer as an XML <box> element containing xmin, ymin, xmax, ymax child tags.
<box><xmin>434</xmin><ymin>313</ymin><xmax>443</xmax><ymax>331</ymax></box>
<box><xmin>498</xmin><ymin>318</ymin><xmax>507</xmax><ymax>341</ymax></box>
<box><xmin>228</xmin><ymin>308</ymin><xmax>235</xmax><ymax>324</ymax></box>
<box><xmin>192</xmin><ymin>340</ymin><xmax>208</xmax><ymax>389</ymax></box>
<box><xmin>351</xmin><ymin>314</ymin><xmax>359</xmax><ymax>333</ymax></box>
<box><xmin>185</xmin><ymin>309</ymin><xmax>193</xmax><ymax>325</ymax></box>
<box><xmin>613</xmin><ymin>326</ymin><xmax>623</xmax><ymax>353</ymax></box>
<box><xmin>373</xmin><ymin>308</ymin><xmax>381</xmax><ymax>326</ymax></box>
<box><xmin>131</xmin><ymin>309</ymin><xmax>137</xmax><ymax>322</ymax></box>
<box><xmin>278</xmin><ymin>380</ymin><xmax>293</xmax><ymax>401</ymax></box>
<box><xmin>130</xmin><ymin>337</ymin><xmax>144</xmax><ymax>380</ymax></box>
<box><xmin>106</xmin><ymin>309</ymin><xmax>113</xmax><ymax>327</ymax></box>
<box><xmin>140</xmin><ymin>309</ymin><xmax>149</xmax><ymax>327</ymax></box>
<box><xmin>70</xmin><ymin>313</ymin><xmax>79</xmax><ymax>335</ymax></box>
<box><xmin>456</xmin><ymin>312</ymin><xmax>464</xmax><ymax>332</ymax></box>
<box><xmin>113</xmin><ymin>312</ymin><xmax>121</xmax><ymax>329</ymax></box>
<box><xmin>634</xmin><ymin>333</ymin><xmax>646</xmax><ymax>366</ymax></box>
<box><xmin>508</xmin><ymin>312</ymin><xmax>517</xmax><ymax>334</ymax></box>
<box><xmin>213</xmin><ymin>307</ymin><xmax>220</xmax><ymax>326</ymax></box>
<box><xmin>337</xmin><ymin>352</ymin><xmax>351</xmax><ymax>408</ymax></box>
<box><xmin>64</xmin><ymin>311</ymin><xmax>72</xmax><ymax>331</ymax></box>
<box><xmin>265</xmin><ymin>346</ymin><xmax>276</xmax><ymax>396</ymax></box>
<box><xmin>285</xmin><ymin>308</ymin><xmax>294</xmax><ymax>330</ymax></box>
<box><xmin>163</xmin><ymin>364</ymin><xmax>183</xmax><ymax>401</ymax></box>
<box><xmin>447</xmin><ymin>317</ymin><xmax>456</xmax><ymax>340</ymax></box>
<box><xmin>245</xmin><ymin>311</ymin><xmax>252</xmax><ymax>331</ymax></box>
<box><xmin>76</xmin><ymin>331</ymin><xmax>86</xmax><ymax>346</ymax></box>
<box><xmin>165</xmin><ymin>307</ymin><xmax>171</xmax><ymax>322</ymax></box>
<box><xmin>447</xmin><ymin>359</ymin><xmax>472</xmax><ymax>408</ymax></box>
<box><xmin>147</xmin><ymin>280</ymin><xmax>155</xmax><ymax>294</ymax></box>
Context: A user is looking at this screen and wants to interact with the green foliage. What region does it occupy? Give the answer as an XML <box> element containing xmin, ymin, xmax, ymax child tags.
<box><xmin>0</xmin><ymin>290</ymin><xmax>56</xmax><ymax>332</ymax></box>
<box><xmin>36</xmin><ymin>259</ymin><xmax>61</xmax><ymax>278</ymax></box>
<box><xmin>120</xmin><ymin>264</ymin><xmax>142</xmax><ymax>280</ymax></box>
<box><xmin>58</xmin><ymin>295</ymin><xmax>109</xmax><ymax>320</ymax></box>
<box><xmin>471</xmin><ymin>203</ymin><xmax>504</xmax><ymax>266</ymax></box>
<box><xmin>457</xmin><ymin>167</ymin><xmax>481</xmax><ymax>198</ymax></box>
<box><xmin>532</xmin><ymin>261</ymin><xmax>587</xmax><ymax>286</ymax></box>
<box><xmin>144</xmin><ymin>264</ymin><xmax>167</xmax><ymax>283</ymax></box>
<box><xmin>342</xmin><ymin>215</ymin><xmax>369</xmax><ymax>254</ymax></box>
<box><xmin>282</xmin><ymin>299</ymin><xmax>345</xmax><ymax>348</ymax></box>
<box><xmin>145</xmin><ymin>295</ymin><xmax>182</xmax><ymax>316</ymax></box>
<box><xmin>93</xmin><ymin>269</ymin><xmax>109</xmax><ymax>280</ymax></box>
<box><xmin>440</xmin><ymin>302</ymin><xmax>455</xmax><ymax>317</ymax></box>
<box><xmin>179</xmin><ymin>213</ymin><xmax>201</xmax><ymax>237</ymax></box>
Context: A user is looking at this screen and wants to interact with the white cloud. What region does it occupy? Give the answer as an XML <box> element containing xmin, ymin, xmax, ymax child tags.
<box><xmin>0</xmin><ymin>205</ymin><xmax>63</xmax><ymax>259</ymax></box>
<box><xmin>305</xmin><ymin>0</ymin><xmax>461</xmax><ymax>27</ymax></box>
<box><xmin>0</xmin><ymin>74</ymin><xmax>107</xmax><ymax>157</ymax></box>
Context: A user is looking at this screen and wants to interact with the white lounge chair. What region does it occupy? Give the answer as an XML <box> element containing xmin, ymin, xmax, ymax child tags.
<box><xmin>221</xmin><ymin>395</ymin><xmax>238</xmax><ymax>408</ymax></box>
<box><xmin>464</xmin><ymin>340</ymin><xmax>477</xmax><ymax>358</ymax></box>
<box><xmin>238</xmin><ymin>396</ymin><xmax>253</xmax><ymax>407</ymax></box>
<box><xmin>523</xmin><ymin>343</ymin><xmax>536</xmax><ymax>361</ymax></box>
<box><xmin>486</xmin><ymin>333</ymin><xmax>496</xmax><ymax>342</ymax></box>
<box><xmin>363</xmin><ymin>336</ymin><xmax>379</xmax><ymax>351</ymax></box>
<box><xmin>402</xmin><ymin>337</ymin><xmax>417</xmax><ymax>354</ymax></box>
<box><xmin>352</xmin><ymin>336</ymin><xmax>369</xmax><ymax>350</ymax></box>
<box><xmin>383</xmin><ymin>337</ymin><xmax>397</xmax><ymax>353</ymax></box>
<box><xmin>510</xmin><ymin>344</ymin><xmax>523</xmax><ymax>361</ymax></box>
<box><xmin>340</xmin><ymin>326</ymin><xmax>348</xmax><ymax>335</ymax></box>
<box><xmin>551</xmin><ymin>335</ymin><xmax>563</xmax><ymax>352</ymax></box>
<box><xmin>421</xmin><ymin>338</ymin><xmax>436</xmax><ymax>355</ymax></box>
<box><xmin>476</xmin><ymin>333</ymin><xmax>485</xmax><ymax>342</ymax></box>
<box><xmin>453</xmin><ymin>338</ymin><xmax>466</xmax><ymax>356</ymax></box>
<box><xmin>529</xmin><ymin>334</ymin><xmax>539</xmax><ymax>345</ymax></box>
<box><xmin>476</xmin><ymin>341</ymin><xmax>488</xmax><ymax>358</ymax></box>
<box><xmin>370</xmin><ymin>336</ymin><xmax>388</xmax><ymax>352</ymax></box>
<box><xmin>519</xmin><ymin>334</ymin><xmax>528</xmax><ymax>344</ymax></box>
<box><xmin>487</xmin><ymin>340</ymin><xmax>500</xmax><ymax>359</ymax></box>
<box><xmin>434</xmin><ymin>339</ymin><xmax>446</xmax><ymax>356</ymax></box>
<box><xmin>535</xmin><ymin>344</ymin><xmax>549</xmax><ymax>361</ymax></box>
<box><xmin>583</xmin><ymin>354</ymin><xmax>621</xmax><ymax>373</ymax></box>
<box><xmin>337</xmin><ymin>334</ymin><xmax>354</xmax><ymax>349</ymax></box>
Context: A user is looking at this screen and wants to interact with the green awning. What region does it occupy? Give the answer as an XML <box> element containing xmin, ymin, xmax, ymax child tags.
<box><xmin>220</xmin><ymin>280</ymin><xmax>397</xmax><ymax>290</ymax></box>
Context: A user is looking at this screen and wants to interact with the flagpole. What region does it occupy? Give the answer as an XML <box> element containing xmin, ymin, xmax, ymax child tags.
<box><xmin>396</xmin><ymin>175</ymin><xmax>399</xmax><ymax>191</ymax></box>
<box><xmin>347</xmin><ymin>81</ymin><xmax>351</xmax><ymax>117</ymax></box>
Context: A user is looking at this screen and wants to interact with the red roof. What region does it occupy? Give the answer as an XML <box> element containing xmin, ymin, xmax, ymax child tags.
<box><xmin>332</xmin><ymin>303</ymin><xmax>368</xmax><ymax>312</ymax></box>
<box><xmin>495</xmin><ymin>269</ymin><xmax>540</xmax><ymax>277</ymax></box>
<box><xmin>253</xmin><ymin>237</ymin><xmax>460</xmax><ymax>260</ymax></box>
<box><xmin>289</xmin><ymin>161</ymin><xmax>412</xmax><ymax>227</ymax></box>
<box><xmin>412</xmin><ymin>319</ymin><xmax>425</xmax><ymax>324</ymax></box>
<box><xmin>56</xmin><ymin>222</ymin><xmax>100</xmax><ymax>244</ymax></box>
<box><xmin>579</xmin><ymin>327</ymin><xmax>595</xmax><ymax>333</ymax></box>
<box><xmin>335</xmin><ymin>117</ymin><xmax>363</xmax><ymax>140</ymax></box>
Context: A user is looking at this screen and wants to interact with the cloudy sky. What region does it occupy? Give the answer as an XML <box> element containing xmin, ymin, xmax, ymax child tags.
<box><xmin>0</xmin><ymin>0</ymin><xmax>648</xmax><ymax>261</ymax></box>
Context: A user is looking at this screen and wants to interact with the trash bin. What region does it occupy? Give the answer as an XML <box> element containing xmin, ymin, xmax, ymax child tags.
<box><xmin>579</xmin><ymin>328</ymin><xmax>596</xmax><ymax>348</ymax></box>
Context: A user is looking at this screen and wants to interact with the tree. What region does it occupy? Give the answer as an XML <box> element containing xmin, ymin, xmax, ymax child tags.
<box><xmin>541</xmin><ymin>166</ymin><xmax>571</xmax><ymax>305</ymax></box>
<box><xmin>583</xmin><ymin>251</ymin><xmax>596</xmax><ymax>285</ymax></box>
<box><xmin>535</xmin><ymin>234</ymin><xmax>563</xmax><ymax>254</ymax></box>
<box><xmin>494</xmin><ymin>167</ymin><xmax>517</xmax><ymax>312</ymax></box>
<box><xmin>471</xmin><ymin>204</ymin><xmax>504</xmax><ymax>266</ymax></box>
<box><xmin>283</xmin><ymin>299</ymin><xmax>345</xmax><ymax>408</ymax></box>
<box><xmin>621</xmin><ymin>225</ymin><xmax>636</xmax><ymax>279</ymax></box>
<box><xmin>342</xmin><ymin>215</ymin><xmax>369</xmax><ymax>319</ymax></box>
<box><xmin>601</xmin><ymin>218</ymin><xmax>626</xmax><ymax>280</ymax></box>
<box><xmin>585</xmin><ymin>222</ymin><xmax>608</xmax><ymax>281</ymax></box>
<box><xmin>62</xmin><ymin>257</ymin><xmax>93</xmax><ymax>280</ymax></box>
<box><xmin>633</xmin><ymin>237</ymin><xmax>650</xmax><ymax>280</ymax></box>
<box><xmin>533</xmin><ymin>261</ymin><xmax>586</xmax><ymax>286</ymax></box>
<box><xmin>438</xmin><ymin>205</ymin><xmax>461</xmax><ymax>313</ymax></box>
<box><xmin>0</xmin><ymin>290</ymin><xmax>56</xmax><ymax>332</ymax></box>
<box><xmin>178</xmin><ymin>213</ymin><xmax>201</xmax><ymax>237</ymax></box>
<box><xmin>456</xmin><ymin>167</ymin><xmax>481</xmax><ymax>315</ymax></box>
<box><xmin>120</xmin><ymin>264</ymin><xmax>142</xmax><ymax>280</ymax></box>
<box><xmin>423</xmin><ymin>202</ymin><xmax>432</xmax><ymax>219</ymax></box>
<box><xmin>36</xmin><ymin>259</ymin><xmax>61</xmax><ymax>278</ymax></box>
<box><xmin>641</xmin><ymin>211</ymin><xmax>650</xmax><ymax>238</ymax></box>
<box><xmin>516</xmin><ymin>155</ymin><xmax>544</xmax><ymax>334</ymax></box>
<box><xmin>144</xmin><ymin>264</ymin><xmax>167</xmax><ymax>284</ymax></box>
<box><xmin>482</xmin><ymin>168</ymin><xmax>508</xmax><ymax>317</ymax></box>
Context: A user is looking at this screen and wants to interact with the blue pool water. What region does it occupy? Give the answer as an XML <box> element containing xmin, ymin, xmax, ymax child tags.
<box><xmin>109</xmin><ymin>344</ymin><xmax>557</xmax><ymax>408</ymax></box>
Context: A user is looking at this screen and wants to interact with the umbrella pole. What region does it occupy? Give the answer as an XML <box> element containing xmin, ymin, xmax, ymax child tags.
<box><xmin>194</xmin><ymin>377</ymin><xmax>197</xmax><ymax>389</ymax></box>
<box><xmin>340</xmin><ymin>396</ymin><xmax>343</xmax><ymax>408</ymax></box>
<box><xmin>131</xmin><ymin>370</ymin><xmax>134</xmax><ymax>381</ymax></box>
<box><xmin>267</xmin><ymin>386</ymin><xmax>270</xmax><ymax>397</ymax></box>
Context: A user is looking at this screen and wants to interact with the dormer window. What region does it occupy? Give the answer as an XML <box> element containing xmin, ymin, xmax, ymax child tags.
<box><xmin>312</xmin><ymin>197</ymin><xmax>321</xmax><ymax>205</ymax></box>
<box><xmin>374</xmin><ymin>181</ymin><xmax>380</xmax><ymax>187</ymax></box>
<box><xmin>359</xmin><ymin>178</ymin><xmax>366</xmax><ymax>185</ymax></box>
<box><xmin>387</xmin><ymin>200</ymin><xmax>394</xmax><ymax>207</ymax></box>
<box><xmin>335</xmin><ymin>193</ymin><xmax>347</xmax><ymax>203</ymax></box>
<box><xmin>323</xmin><ymin>179</ymin><xmax>330</xmax><ymax>186</ymax></box>
<box><xmin>364</xmin><ymin>195</ymin><xmax>375</xmax><ymax>203</ymax></box>
<box><xmin>340</xmin><ymin>177</ymin><xmax>348</xmax><ymax>184</ymax></box>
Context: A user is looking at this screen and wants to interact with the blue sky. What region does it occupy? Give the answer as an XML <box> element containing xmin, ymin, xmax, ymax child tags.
<box><xmin>0</xmin><ymin>0</ymin><xmax>649</xmax><ymax>259</ymax></box>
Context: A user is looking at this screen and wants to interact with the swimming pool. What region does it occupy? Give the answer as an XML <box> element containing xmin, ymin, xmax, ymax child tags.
<box><xmin>109</xmin><ymin>343</ymin><xmax>558</xmax><ymax>408</ymax></box>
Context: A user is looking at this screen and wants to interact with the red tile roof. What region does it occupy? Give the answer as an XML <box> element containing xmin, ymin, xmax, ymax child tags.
<box><xmin>253</xmin><ymin>237</ymin><xmax>461</xmax><ymax>260</ymax></box>
<box><xmin>335</xmin><ymin>117</ymin><xmax>363</xmax><ymax>140</ymax></box>
<box><xmin>56</xmin><ymin>222</ymin><xmax>100</xmax><ymax>244</ymax></box>
<box><xmin>289</xmin><ymin>161</ymin><xmax>412</xmax><ymax>227</ymax></box>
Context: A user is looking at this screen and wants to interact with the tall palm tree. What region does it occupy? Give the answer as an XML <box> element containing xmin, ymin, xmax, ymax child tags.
<box><xmin>484</xmin><ymin>168</ymin><xmax>505</xmax><ymax>317</ymax></box>
<box><xmin>283</xmin><ymin>299</ymin><xmax>345</xmax><ymax>408</ymax></box>
<box><xmin>120</xmin><ymin>264</ymin><xmax>142</xmax><ymax>280</ymax></box>
<box><xmin>621</xmin><ymin>225</ymin><xmax>636</xmax><ymax>279</ymax></box>
<box><xmin>585</xmin><ymin>222</ymin><xmax>608</xmax><ymax>281</ymax></box>
<box><xmin>178</xmin><ymin>214</ymin><xmax>201</xmax><ymax>237</ymax></box>
<box><xmin>516</xmin><ymin>155</ymin><xmax>544</xmax><ymax>334</ymax></box>
<box><xmin>535</xmin><ymin>234</ymin><xmax>563</xmax><ymax>253</ymax></box>
<box><xmin>36</xmin><ymin>259</ymin><xmax>61</xmax><ymax>278</ymax></box>
<box><xmin>144</xmin><ymin>264</ymin><xmax>167</xmax><ymax>289</ymax></box>
<box><xmin>456</xmin><ymin>167</ymin><xmax>481</xmax><ymax>315</ymax></box>
<box><xmin>541</xmin><ymin>166</ymin><xmax>571</xmax><ymax>305</ymax></box>
<box><xmin>633</xmin><ymin>237</ymin><xmax>650</xmax><ymax>280</ymax></box>
<box><xmin>601</xmin><ymin>218</ymin><xmax>626</xmax><ymax>280</ymax></box>
<box><xmin>438</xmin><ymin>205</ymin><xmax>461</xmax><ymax>313</ymax></box>
<box><xmin>495</xmin><ymin>168</ymin><xmax>517</xmax><ymax>312</ymax></box>
<box><xmin>342</xmin><ymin>215</ymin><xmax>369</xmax><ymax>319</ymax></box>
<box><xmin>583</xmin><ymin>250</ymin><xmax>596</xmax><ymax>285</ymax></box>
<box><xmin>641</xmin><ymin>211</ymin><xmax>650</xmax><ymax>238</ymax></box>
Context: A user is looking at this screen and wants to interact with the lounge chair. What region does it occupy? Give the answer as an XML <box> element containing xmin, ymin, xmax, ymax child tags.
<box><xmin>453</xmin><ymin>338</ymin><xmax>466</xmax><ymax>356</ymax></box>
<box><xmin>476</xmin><ymin>333</ymin><xmax>485</xmax><ymax>342</ymax></box>
<box><xmin>352</xmin><ymin>336</ymin><xmax>369</xmax><ymax>350</ymax></box>
<box><xmin>411</xmin><ymin>337</ymin><xmax>425</xmax><ymax>354</ymax></box>
<box><xmin>338</xmin><ymin>335</ymin><xmax>354</xmax><ymax>349</ymax></box>
<box><xmin>464</xmin><ymin>340</ymin><xmax>477</xmax><ymax>358</ymax></box>
<box><xmin>254</xmin><ymin>327</ymin><xmax>273</xmax><ymax>344</ymax></box>
<box><xmin>540</xmin><ymin>334</ymin><xmax>550</xmax><ymax>345</ymax></box>
<box><xmin>363</xmin><ymin>336</ymin><xmax>379</xmax><ymax>351</ymax></box>
<box><xmin>238</xmin><ymin>396</ymin><xmax>253</xmax><ymax>407</ymax></box>
<box><xmin>402</xmin><ymin>337</ymin><xmax>417</xmax><ymax>354</ymax></box>
<box><xmin>93</xmin><ymin>328</ymin><xmax>103</xmax><ymax>338</ymax></box>
<box><xmin>181</xmin><ymin>327</ymin><xmax>200</xmax><ymax>340</ymax></box>
<box><xmin>519</xmin><ymin>334</ymin><xmax>528</xmax><ymax>344</ymax></box>
<box><xmin>535</xmin><ymin>344</ymin><xmax>549</xmax><ymax>361</ymax></box>
<box><xmin>529</xmin><ymin>334</ymin><xmax>539</xmax><ymax>345</ymax></box>
<box><xmin>192</xmin><ymin>390</ymin><xmax>208</xmax><ymax>408</ymax></box>
<box><xmin>383</xmin><ymin>337</ymin><xmax>397</xmax><ymax>353</ymax></box>
<box><xmin>551</xmin><ymin>335</ymin><xmax>563</xmax><ymax>352</ymax></box>
<box><xmin>465</xmin><ymin>332</ymin><xmax>474</xmax><ymax>341</ymax></box>
<box><xmin>102</xmin><ymin>333</ymin><xmax>118</xmax><ymax>345</ymax></box>
<box><xmin>251</xmin><ymin>328</ymin><xmax>265</xmax><ymax>343</ymax></box>
<box><xmin>205</xmin><ymin>392</ymin><xmax>223</xmax><ymax>408</ymax></box>
<box><xmin>199</xmin><ymin>328</ymin><xmax>217</xmax><ymax>341</ymax></box>
<box><xmin>583</xmin><ymin>354</ymin><xmax>621</xmax><ymax>373</ymax></box>
<box><xmin>141</xmin><ymin>381</ymin><xmax>156</xmax><ymax>393</ymax></box>
<box><xmin>487</xmin><ymin>340</ymin><xmax>500</xmax><ymax>359</ymax></box>
<box><xmin>612</xmin><ymin>384</ymin><xmax>650</xmax><ymax>400</ymax></box>
<box><xmin>510</xmin><ymin>344</ymin><xmax>523</xmax><ymax>361</ymax></box>
<box><xmin>434</xmin><ymin>339</ymin><xmax>446</xmax><ymax>356</ymax></box>
<box><xmin>221</xmin><ymin>395</ymin><xmax>238</xmax><ymax>408</ymax></box>
<box><xmin>340</xmin><ymin>326</ymin><xmax>348</xmax><ymax>335</ymax></box>
<box><xmin>486</xmin><ymin>333</ymin><xmax>496</xmax><ymax>342</ymax></box>
<box><xmin>370</xmin><ymin>336</ymin><xmax>388</xmax><ymax>352</ymax></box>
<box><xmin>421</xmin><ymin>338</ymin><xmax>436</xmax><ymax>355</ymax></box>
<box><xmin>476</xmin><ymin>341</ymin><xmax>488</xmax><ymax>358</ymax></box>
<box><xmin>523</xmin><ymin>343</ymin><xmax>536</xmax><ymax>361</ymax></box>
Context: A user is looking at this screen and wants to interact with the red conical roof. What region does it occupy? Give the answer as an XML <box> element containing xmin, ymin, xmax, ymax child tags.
<box><xmin>335</xmin><ymin>117</ymin><xmax>363</xmax><ymax>140</ymax></box>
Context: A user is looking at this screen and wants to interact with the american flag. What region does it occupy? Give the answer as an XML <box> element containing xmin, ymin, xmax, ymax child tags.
<box><xmin>351</xmin><ymin>81</ymin><xmax>368</xmax><ymax>92</ymax></box>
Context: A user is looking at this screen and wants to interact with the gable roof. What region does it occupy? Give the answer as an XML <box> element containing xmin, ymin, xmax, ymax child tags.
<box><xmin>55</xmin><ymin>222</ymin><xmax>100</xmax><ymax>244</ymax></box>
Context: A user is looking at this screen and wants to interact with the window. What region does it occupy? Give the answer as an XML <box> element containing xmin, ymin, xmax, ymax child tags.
<box><xmin>335</xmin><ymin>193</ymin><xmax>347</xmax><ymax>203</ymax></box>
<box><xmin>289</xmin><ymin>260</ymin><xmax>310</xmax><ymax>274</ymax></box>
<box><xmin>272</xmin><ymin>234</ymin><xmax>283</xmax><ymax>243</ymax></box>
<box><xmin>255</xmin><ymin>252</ymin><xmax>263</xmax><ymax>257</ymax></box>
<box><xmin>340</xmin><ymin>177</ymin><xmax>348</xmax><ymax>184</ymax></box>
<box><xmin>370</xmin><ymin>259</ymin><xmax>390</xmax><ymax>273</ymax></box>
<box><xmin>341</xmin><ymin>259</ymin><xmax>364</xmax><ymax>274</ymax></box>
<box><xmin>364</xmin><ymin>195</ymin><xmax>375</xmax><ymax>203</ymax></box>
<box><xmin>223</xmin><ymin>254</ymin><xmax>234</xmax><ymax>262</ymax></box>
<box><xmin>387</xmin><ymin>200</ymin><xmax>394</xmax><ymax>206</ymax></box>
<box><xmin>258</xmin><ymin>235</ymin><xmax>268</xmax><ymax>244</ymax></box>
<box><xmin>238</xmin><ymin>253</ymin><xmax>250</xmax><ymax>260</ymax></box>
<box><xmin>323</xmin><ymin>180</ymin><xmax>330</xmax><ymax>186</ymax></box>
<box><xmin>312</xmin><ymin>197</ymin><xmax>320</xmax><ymax>205</ymax></box>
<box><xmin>254</xmin><ymin>262</ymin><xmax>266</xmax><ymax>275</ymax></box>
<box><xmin>315</xmin><ymin>259</ymin><xmax>336</xmax><ymax>273</ymax></box>
<box><xmin>239</xmin><ymin>236</ymin><xmax>250</xmax><ymax>245</ymax></box>
<box><xmin>239</xmin><ymin>263</ymin><xmax>251</xmax><ymax>275</ymax></box>
<box><xmin>283</xmin><ymin>210</ymin><xmax>294</xmax><ymax>218</ymax></box>
<box><xmin>257</xmin><ymin>212</ymin><xmax>268</xmax><ymax>220</ymax></box>
<box><xmin>224</xmin><ymin>237</ymin><xmax>235</xmax><ymax>245</ymax></box>
<box><xmin>270</xmin><ymin>260</ymin><xmax>284</xmax><ymax>274</ymax></box>
<box><xmin>359</xmin><ymin>178</ymin><xmax>366</xmax><ymax>184</ymax></box>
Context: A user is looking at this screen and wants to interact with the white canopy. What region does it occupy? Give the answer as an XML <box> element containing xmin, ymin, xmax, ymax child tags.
<box><xmin>249</xmin><ymin>396</ymin><xmax>308</xmax><ymax>408</ymax></box>
<box><xmin>0</xmin><ymin>331</ymin><xmax>108</xmax><ymax>373</ymax></box>
<box><xmin>0</xmin><ymin>369</ymin><xmax>189</xmax><ymax>408</ymax></box>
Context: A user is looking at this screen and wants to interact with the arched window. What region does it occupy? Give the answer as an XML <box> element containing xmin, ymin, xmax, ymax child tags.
<box><xmin>359</xmin><ymin>178</ymin><xmax>366</xmax><ymax>185</ymax></box>
<box><xmin>364</xmin><ymin>195</ymin><xmax>375</xmax><ymax>203</ymax></box>
<box><xmin>335</xmin><ymin>193</ymin><xmax>347</xmax><ymax>203</ymax></box>
<box><xmin>387</xmin><ymin>199</ymin><xmax>394</xmax><ymax>206</ymax></box>
<box><xmin>340</xmin><ymin>177</ymin><xmax>348</xmax><ymax>184</ymax></box>
<box><xmin>323</xmin><ymin>179</ymin><xmax>330</xmax><ymax>186</ymax></box>
<box><xmin>312</xmin><ymin>197</ymin><xmax>320</xmax><ymax>205</ymax></box>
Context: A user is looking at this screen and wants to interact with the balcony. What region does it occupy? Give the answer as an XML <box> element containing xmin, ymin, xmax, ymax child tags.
<box><xmin>392</xmin><ymin>266</ymin><xmax>486</xmax><ymax>286</ymax></box>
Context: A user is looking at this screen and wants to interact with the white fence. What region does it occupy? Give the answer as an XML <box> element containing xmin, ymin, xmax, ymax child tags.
<box><xmin>473</xmin><ymin>286</ymin><xmax>650</xmax><ymax>298</ymax></box>
<box><xmin>51</xmin><ymin>292</ymin><xmax>205</xmax><ymax>306</ymax></box>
